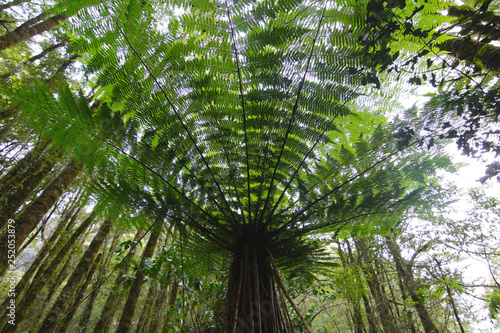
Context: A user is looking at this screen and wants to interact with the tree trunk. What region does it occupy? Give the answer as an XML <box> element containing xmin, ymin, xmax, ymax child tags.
<box><xmin>163</xmin><ymin>273</ymin><xmax>180</xmax><ymax>332</ymax></box>
<box><xmin>439</xmin><ymin>37</ymin><xmax>500</xmax><ymax>72</ymax></box>
<box><xmin>385</xmin><ymin>233</ymin><xmax>439</xmax><ymax>333</ymax></box>
<box><xmin>116</xmin><ymin>226</ymin><xmax>161</xmax><ymax>333</ymax></box>
<box><xmin>134</xmin><ymin>284</ymin><xmax>155</xmax><ymax>333</ymax></box>
<box><xmin>354</xmin><ymin>237</ymin><xmax>396</xmax><ymax>333</ymax></box>
<box><xmin>336</xmin><ymin>239</ymin><xmax>365</xmax><ymax>333</ymax></box>
<box><xmin>0</xmin><ymin>13</ymin><xmax>67</xmax><ymax>51</ymax></box>
<box><xmin>0</xmin><ymin>142</ymin><xmax>58</xmax><ymax>230</ymax></box>
<box><xmin>434</xmin><ymin>258</ymin><xmax>465</xmax><ymax>333</ymax></box>
<box><xmin>93</xmin><ymin>229</ymin><xmax>145</xmax><ymax>333</ymax></box>
<box><xmin>58</xmin><ymin>253</ymin><xmax>104</xmax><ymax>332</ymax></box>
<box><xmin>223</xmin><ymin>244</ymin><xmax>290</xmax><ymax>333</ymax></box>
<box><xmin>0</xmin><ymin>158</ymin><xmax>82</xmax><ymax>274</ymax></box>
<box><xmin>3</xmin><ymin>211</ymin><xmax>95</xmax><ymax>330</ymax></box>
<box><xmin>148</xmin><ymin>284</ymin><xmax>169</xmax><ymax>332</ymax></box>
<box><xmin>0</xmin><ymin>202</ymin><xmax>80</xmax><ymax>314</ymax></box>
<box><xmin>76</xmin><ymin>232</ymin><xmax>121</xmax><ymax>332</ymax></box>
<box><xmin>0</xmin><ymin>40</ymin><xmax>66</xmax><ymax>80</ymax></box>
<box><xmin>36</xmin><ymin>218</ymin><xmax>112</xmax><ymax>333</ymax></box>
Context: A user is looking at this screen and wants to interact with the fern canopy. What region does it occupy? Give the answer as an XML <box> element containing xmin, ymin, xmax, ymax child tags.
<box><xmin>18</xmin><ymin>0</ymin><xmax>454</xmax><ymax>330</ymax></box>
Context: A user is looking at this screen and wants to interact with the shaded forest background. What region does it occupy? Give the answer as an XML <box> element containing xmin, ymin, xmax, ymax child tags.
<box><xmin>0</xmin><ymin>0</ymin><xmax>499</xmax><ymax>332</ymax></box>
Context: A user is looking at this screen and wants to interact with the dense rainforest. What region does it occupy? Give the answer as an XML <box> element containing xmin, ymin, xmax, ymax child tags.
<box><xmin>0</xmin><ymin>0</ymin><xmax>499</xmax><ymax>332</ymax></box>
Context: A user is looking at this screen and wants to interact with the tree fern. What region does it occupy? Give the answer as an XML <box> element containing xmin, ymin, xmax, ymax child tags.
<box><xmin>12</xmin><ymin>0</ymin><xmax>461</xmax><ymax>331</ymax></box>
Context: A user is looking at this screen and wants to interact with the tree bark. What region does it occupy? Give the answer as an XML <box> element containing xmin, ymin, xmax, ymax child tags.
<box><xmin>223</xmin><ymin>244</ymin><xmax>291</xmax><ymax>333</ymax></box>
<box><xmin>0</xmin><ymin>205</ymin><xmax>81</xmax><ymax>330</ymax></box>
<box><xmin>36</xmin><ymin>218</ymin><xmax>112</xmax><ymax>333</ymax></box>
<box><xmin>76</xmin><ymin>232</ymin><xmax>121</xmax><ymax>332</ymax></box>
<box><xmin>354</xmin><ymin>237</ymin><xmax>396</xmax><ymax>333</ymax></box>
<box><xmin>0</xmin><ymin>142</ymin><xmax>57</xmax><ymax>230</ymax></box>
<box><xmin>0</xmin><ymin>158</ymin><xmax>83</xmax><ymax>274</ymax></box>
<box><xmin>3</xmin><ymin>211</ymin><xmax>95</xmax><ymax>330</ymax></box>
<box><xmin>93</xmin><ymin>228</ymin><xmax>145</xmax><ymax>333</ymax></box>
<box><xmin>116</xmin><ymin>226</ymin><xmax>161</xmax><ymax>333</ymax></box>
<box><xmin>447</xmin><ymin>6</ymin><xmax>500</xmax><ymax>30</ymax></box>
<box><xmin>0</xmin><ymin>40</ymin><xmax>66</xmax><ymax>80</ymax></box>
<box><xmin>58</xmin><ymin>253</ymin><xmax>104</xmax><ymax>332</ymax></box>
<box><xmin>439</xmin><ymin>37</ymin><xmax>500</xmax><ymax>72</ymax></box>
<box><xmin>134</xmin><ymin>284</ymin><xmax>155</xmax><ymax>333</ymax></box>
<box><xmin>148</xmin><ymin>284</ymin><xmax>169</xmax><ymax>332</ymax></box>
<box><xmin>0</xmin><ymin>13</ymin><xmax>67</xmax><ymax>51</ymax></box>
<box><xmin>385</xmin><ymin>233</ymin><xmax>438</xmax><ymax>333</ymax></box>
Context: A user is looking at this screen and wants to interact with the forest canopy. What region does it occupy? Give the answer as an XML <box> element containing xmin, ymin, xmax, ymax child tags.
<box><xmin>0</xmin><ymin>0</ymin><xmax>499</xmax><ymax>332</ymax></box>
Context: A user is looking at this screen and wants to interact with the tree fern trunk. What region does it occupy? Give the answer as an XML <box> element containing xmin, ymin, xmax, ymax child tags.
<box><xmin>0</xmin><ymin>158</ymin><xmax>82</xmax><ymax>274</ymax></box>
<box><xmin>93</xmin><ymin>228</ymin><xmax>144</xmax><ymax>333</ymax></box>
<box><xmin>116</xmin><ymin>227</ymin><xmax>161</xmax><ymax>333</ymax></box>
<box><xmin>0</xmin><ymin>13</ymin><xmax>67</xmax><ymax>51</ymax></box>
<box><xmin>148</xmin><ymin>284</ymin><xmax>169</xmax><ymax>332</ymax></box>
<box><xmin>223</xmin><ymin>244</ymin><xmax>289</xmax><ymax>333</ymax></box>
<box><xmin>36</xmin><ymin>218</ymin><xmax>112</xmax><ymax>333</ymax></box>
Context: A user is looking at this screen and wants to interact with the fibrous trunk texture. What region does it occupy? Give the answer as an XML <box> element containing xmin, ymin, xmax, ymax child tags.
<box><xmin>224</xmin><ymin>244</ymin><xmax>290</xmax><ymax>333</ymax></box>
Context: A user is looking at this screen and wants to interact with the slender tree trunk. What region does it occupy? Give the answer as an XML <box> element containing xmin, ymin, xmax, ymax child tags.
<box><xmin>0</xmin><ymin>13</ymin><xmax>67</xmax><ymax>51</ymax></box>
<box><xmin>58</xmin><ymin>253</ymin><xmax>104</xmax><ymax>332</ymax></box>
<box><xmin>0</xmin><ymin>142</ymin><xmax>57</xmax><ymax>230</ymax></box>
<box><xmin>93</xmin><ymin>229</ymin><xmax>145</xmax><ymax>333</ymax></box>
<box><xmin>148</xmin><ymin>284</ymin><xmax>169</xmax><ymax>332</ymax></box>
<box><xmin>0</xmin><ymin>159</ymin><xmax>83</xmax><ymax>274</ymax></box>
<box><xmin>2</xmin><ymin>211</ymin><xmax>96</xmax><ymax>330</ymax></box>
<box><xmin>76</xmin><ymin>232</ymin><xmax>121</xmax><ymax>332</ymax></box>
<box><xmin>0</xmin><ymin>40</ymin><xmax>66</xmax><ymax>80</ymax></box>
<box><xmin>163</xmin><ymin>273</ymin><xmax>180</xmax><ymax>332</ymax></box>
<box><xmin>385</xmin><ymin>233</ymin><xmax>439</xmax><ymax>333</ymax></box>
<box><xmin>116</xmin><ymin>226</ymin><xmax>162</xmax><ymax>333</ymax></box>
<box><xmin>434</xmin><ymin>258</ymin><xmax>465</xmax><ymax>333</ymax></box>
<box><xmin>336</xmin><ymin>240</ymin><xmax>365</xmax><ymax>333</ymax></box>
<box><xmin>36</xmin><ymin>218</ymin><xmax>112</xmax><ymax>333</ymax></box>
<box><xmin>0</xmin><ymin>203</ymin><xmax>80</xmax><ymax>322</ymax></box>
<box><xmin>354</xmin><ymin>237</ymin><xmax>396</xmax><ymax>333</ymax></box>
<box><xmin>134</xmin><ymin>284</ymin><xmax>155</xmax><ymax>333</ymax></box>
